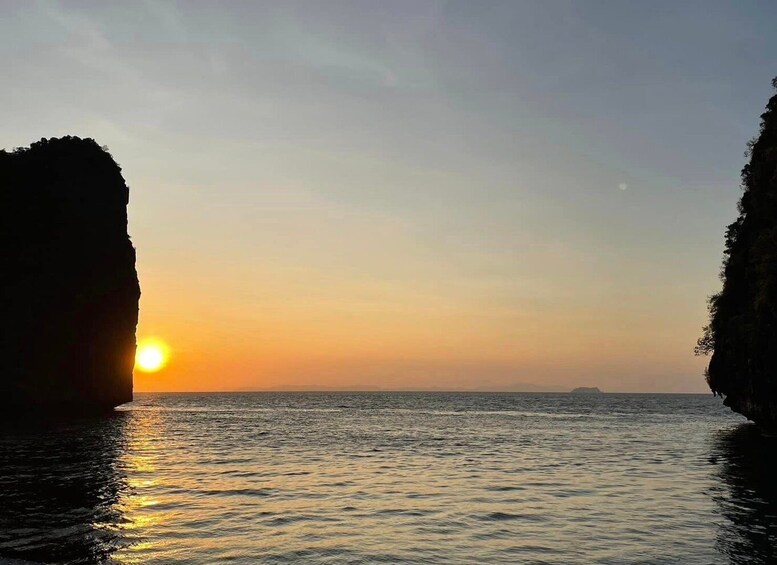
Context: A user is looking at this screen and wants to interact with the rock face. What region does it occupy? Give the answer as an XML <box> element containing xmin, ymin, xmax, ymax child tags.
<box><xmin>0</xmin><ymin>137</ymin><xmax>140</xmax><ymax>412</ymax></box>
<box><xmin>698</xmin><ymin>79</ymin><xmax>777</xmax><ymax>430</ymax></box>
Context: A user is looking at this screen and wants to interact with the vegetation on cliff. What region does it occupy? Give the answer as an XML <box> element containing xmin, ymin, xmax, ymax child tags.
<box><xmin>0</xmin><ymin>136</ymin><xmax>140</xmax><ymax>411</ymax></box>
<box><xmin>697</xmin><ymin>78</ymin><xmax>777</xmax><ymax>427</ymax></box>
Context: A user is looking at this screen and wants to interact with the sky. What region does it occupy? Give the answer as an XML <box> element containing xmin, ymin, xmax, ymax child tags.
<box><xmin>2</xmin><ymin>1</ymin><xmax>776</xmax><ymax>392</ymax></box>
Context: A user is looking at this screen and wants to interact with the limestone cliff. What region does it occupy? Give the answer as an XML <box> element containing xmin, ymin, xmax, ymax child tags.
<box><xmin>0</xmin><ymin>137</ymin><xmax>139</xmax><ymax>411</ymax></box>
<box><xmin>698</xmin><ymin>78</ymin><xmax>777</xmax><ymax>430</ymax></box>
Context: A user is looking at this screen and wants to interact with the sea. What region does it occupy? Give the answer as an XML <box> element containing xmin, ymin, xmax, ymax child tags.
<box><xmin>0</xmin><ymin>392</ymin><xmax>773</xmax><ymax>564</ymax></box>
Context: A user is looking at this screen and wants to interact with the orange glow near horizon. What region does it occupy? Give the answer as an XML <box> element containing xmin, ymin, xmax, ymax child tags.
<box><xmin>129</xmin><ymin>254</ymin><xmax>710</xmax><ymax>394</ymax></box>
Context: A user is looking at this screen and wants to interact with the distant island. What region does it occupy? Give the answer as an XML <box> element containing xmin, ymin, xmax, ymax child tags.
<box><xmin>240</xmin><ymin>382</ymin><xmax>568</xmax><ymax>393</ymax></box>
<box><xmin>570</xmin><ymin>387</ymin><xmax>602</xmax><ymax>394</ymax></box>
<box><xmin>0</xmin><ymin>137</ymin><xmax>139</xmax><ymax>412</ymax></box>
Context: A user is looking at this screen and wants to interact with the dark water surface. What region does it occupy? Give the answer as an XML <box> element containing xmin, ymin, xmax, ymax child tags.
<box><xmin>0</xmin><ymin>392</ymin><xmax>774</xmax><ymax>564</ymax></box>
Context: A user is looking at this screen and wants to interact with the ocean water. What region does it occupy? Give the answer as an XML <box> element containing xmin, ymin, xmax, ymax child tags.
<box><xmin>0</xmin><ymin>392</ymin><xmax>774</xmax><ymax>564</ymax></box>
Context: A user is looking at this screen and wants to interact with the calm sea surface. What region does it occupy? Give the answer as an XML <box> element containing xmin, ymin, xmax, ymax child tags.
<box><xmin>0</xmin><ymin>392</ymin><xmax>774</xmax><ymax>564</ymax></box>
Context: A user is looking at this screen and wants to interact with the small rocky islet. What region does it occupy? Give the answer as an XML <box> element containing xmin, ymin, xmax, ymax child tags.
<box><xmin>570</xmin><ymin>387</ymin><xmax>602</xmax><ymax>394</ymax></box>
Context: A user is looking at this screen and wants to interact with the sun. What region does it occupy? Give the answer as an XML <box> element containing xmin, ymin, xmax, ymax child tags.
<box><xmin>135</xmin><ymin>339</ymin><xmax>170</xmax><ymax>373</ymax></box>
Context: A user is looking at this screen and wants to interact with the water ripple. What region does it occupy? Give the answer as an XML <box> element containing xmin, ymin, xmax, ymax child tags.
<box><xmin>0</xmin><ymin>392</ymin><xmax>763</xmax><ymax>564</ymax></box>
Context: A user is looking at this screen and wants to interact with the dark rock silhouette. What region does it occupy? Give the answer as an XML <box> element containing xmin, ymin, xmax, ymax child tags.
<box><xmin>697</xmin><ymin>78</ymin><xmax>777</xmax><ymax>430</ymax></box>
<box><xmin>0</xmin><ymin>136</ymin><xmax>139</xmax><ymax>412</ymax></box>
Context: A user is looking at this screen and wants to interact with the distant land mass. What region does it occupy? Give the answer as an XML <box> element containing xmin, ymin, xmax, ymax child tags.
<box><xmin>0</xmin><ymin>136</ymin><xmax>139</xmax><ymax>412</ymax></box>
<box><xmin>257</xmin><ymin>385</ymin><xmax>382</xmax><ymax>392</ymax></box>
<box><xmin>240</xmin><ymin>382</ymin><xmax>567</xmax><ymax>393</ymax></box>
<box><xmin>570</xmin><ymin>387</ymin><xmax>602</xmax><ymax>394</ymax></box>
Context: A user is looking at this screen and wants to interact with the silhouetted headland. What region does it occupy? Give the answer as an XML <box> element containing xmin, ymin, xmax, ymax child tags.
<box><xmin>0</xmin><ymin>136</ymin><xmax>139</xmax><ymax>413</ymax></box>
<box><xmin>697</xmin><ymin>77</ymin><xmax>777</xmax><ymax>431</ymax></box>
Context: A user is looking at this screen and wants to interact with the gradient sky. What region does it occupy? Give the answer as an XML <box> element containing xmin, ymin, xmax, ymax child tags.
<box><xmin>2</xmin><ymin>1</ymin><xmax>776</xmax><ymax>392</ymax></box>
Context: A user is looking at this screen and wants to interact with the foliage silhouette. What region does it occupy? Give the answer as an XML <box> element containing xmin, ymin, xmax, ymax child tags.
<box><xmin>0</xmin><ymin>136</ymin><xmax>139</xmax><ymax>411</ymax></box>
<box><xmin>698</xmin><ymin>78</ymin><xmax>777</xmax><ymax>428</ymax></box>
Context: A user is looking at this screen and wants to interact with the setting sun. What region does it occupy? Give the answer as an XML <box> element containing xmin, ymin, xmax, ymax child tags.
<box><xmin>135</xmin><ymin>339</ymin><xmax>170</xmax><ymax>373</ymax></box>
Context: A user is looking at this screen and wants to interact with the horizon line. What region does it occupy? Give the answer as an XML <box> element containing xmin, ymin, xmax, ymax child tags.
<box><xmin>133</xmin><ymin>389</ymin><xmax>713</xmax><ymax>395</ymax></box>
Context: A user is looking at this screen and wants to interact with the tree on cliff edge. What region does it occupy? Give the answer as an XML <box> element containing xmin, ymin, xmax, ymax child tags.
<box><xmin>697</xmin><ymin>77</ymin><xmax>777</xmax><ymax>427</ymax></box>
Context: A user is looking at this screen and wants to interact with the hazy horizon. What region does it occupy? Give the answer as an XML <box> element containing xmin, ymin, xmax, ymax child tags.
<box><xmin>138</xmin><ymin>387</ymin><xmax>710</xmax><ymax>394</ymax></box>
<box><xmin>3</xmin><ymin>1</ymin><xmax>777</xmax><ymax>393</ymax></box>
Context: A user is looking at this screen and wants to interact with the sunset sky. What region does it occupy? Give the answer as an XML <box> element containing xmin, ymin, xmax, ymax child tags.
<box><xmin>2</xmin><ymin>1</ymin><xmax>776</xmax><ymax>392</ymax></box>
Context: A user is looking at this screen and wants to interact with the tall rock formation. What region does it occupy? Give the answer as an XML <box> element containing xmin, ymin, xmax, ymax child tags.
<box><xmin>0</xmin><ymin>137</ymin><xmax>139</xmax><ymax>412</ymax></box>
<box><xmin>698</xmin><ymin>78</ymin><xmax>777</xmax><ymax>429</ymax></box>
